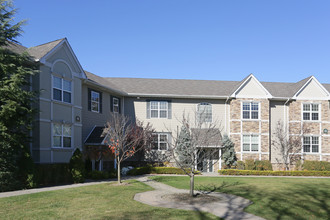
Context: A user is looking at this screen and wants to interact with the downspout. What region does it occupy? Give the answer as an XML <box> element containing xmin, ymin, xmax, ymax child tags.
<box><xmin>225</xmin><ymin>96</ymin><xmax>230</xmax><ymax>134</ymax></box>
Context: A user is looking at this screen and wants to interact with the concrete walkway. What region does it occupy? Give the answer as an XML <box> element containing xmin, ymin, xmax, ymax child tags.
<box><xmin>0</xmin><ymin>180</ymin><xmax>116</xmax><ymax>198</ymax></box>
<box><xmin>134</xmin><ymin>176</ymin><xmax>264</xmax><ymax>220</ymax></box>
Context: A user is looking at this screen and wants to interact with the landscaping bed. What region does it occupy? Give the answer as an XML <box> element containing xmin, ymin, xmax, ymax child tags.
<box><xmin>219</xmin><ymin>169</ymin><xmax>330</xmax><ymax>176</ymax></box>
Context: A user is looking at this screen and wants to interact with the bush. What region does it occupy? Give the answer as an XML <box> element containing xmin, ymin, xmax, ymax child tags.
<box><xmin>34</xmin><ymin>164</ymin><xmax>72</xmax><ymax>186</ymax></box>
<box><xmin>237</xmin><ymin>161</ymin><xmax>245</xmax><ymax>170</ymax></box>
<box><xmin>255</xmin><ymin>160</ymin><xmax>273</xmax><ymax>171</ymax></box>
<box><xmin>127</xmin><ymin>166</ymin><xmax>201</xmax><ymax>176</ymax></box>
<box><xmin>245</xmin><ymin>159</ymin><xmax>256</xmax><ymax>170</ymax></box>
<box><xmin>69</xmin><ymin>149</ymin><xmax>85</xmax><ymax>183</ymax></box>
<box><xmin>86</xmin><ymin>170</ymin><xmax>116</xmax><ymax>180</ymax></box>
<box><xmin>219</xmin><ymin>169</ymin><xmax>330</xmax><ymax>176</ymax></box>
<box><xmin>297</xmin><ymin>160</ymin><xmax>330</xmax><ymax>171</ymax></box>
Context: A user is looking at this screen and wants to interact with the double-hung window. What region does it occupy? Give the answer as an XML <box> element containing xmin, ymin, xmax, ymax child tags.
<box><xmin>303</xmin><ymin>104</ymin><xmax>319</xmax><ymax>121</ymax></box>
<box><xmin>113</xmin><ymin>97</ymin><xmax>119</xmax><ymax>113</ymax></box>
<box><xmin>53</xmin><ymin>76</ymin><xmax>72</xmax><ymax>103</ymax></box>
<box><xmin>53</xmin><ymin>123</ymin><xmax>72</xmax><ymax>148</ymax></box>
<box><xmin>242</xmin><ymin>102</ymin><xmax>259</xmax><ymax>119</ymax></box>
<box><xmin>197</xmin><ymin>103</ymin><xmax>212</xmax><ymax>123</ymax></box>
<box><xmin>91</xmin><ymin>91</ymin><xmax>100</xmax><ymax>113</ymax></box>
<box><xmin>303</xmin><ymin>136</ymin><xmax>319</xmax><ymax>153</ymax></box>
<box><xmin>150</xmin><ymin>101</ymin><xmax>168</xmax><ymax>118</ymax></box>
<box><xmin>242</xmin><ymin>135</ymin><xmax>259</xmax><ymax>152</ymax></box>
<box><xmin>152</xmin><ymin>133</ymin><xmax>168</xmax><ymax>150</ymax></box>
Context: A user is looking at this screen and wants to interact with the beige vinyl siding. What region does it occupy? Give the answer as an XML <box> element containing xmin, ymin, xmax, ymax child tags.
<box><xmin>270</xmin><ymin>101</ymin><xmax>286</xmax><ymax>163</ymax></box>
<box><xmin>235</xmin><ymin>77</ymin><xmax>269</xmax><ymax>98</ymax></box>
<box><xmin>125</xmin><ymin>97</ymin><xmax>225</xmax><ymax>137</ymax></box>
<box><xmin>296</xmin><ymin>79</ymin><xmax>329</xmax><ymax>98</ymax></box>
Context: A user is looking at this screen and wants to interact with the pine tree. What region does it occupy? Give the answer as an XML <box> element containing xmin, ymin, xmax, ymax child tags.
<box><xmin>0</xmin><ymin>0</ymin><xmax>36</xmax><ymax>191</ymax></box>
<box><xmin>221</xmin><ymin>134</ymin><xmax>237</xmax><ymax>168</ymax></box>
<box><xmin>175</xmin><ymin>123</ymin><xmax>193</xmax><ymax>167</ymax></box>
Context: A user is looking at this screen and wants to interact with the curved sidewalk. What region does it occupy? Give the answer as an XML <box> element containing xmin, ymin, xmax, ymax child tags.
<box><xmin>134</xmin><ymin>176</ymin><xmax>264</xmax><ymax>220</ymax></box>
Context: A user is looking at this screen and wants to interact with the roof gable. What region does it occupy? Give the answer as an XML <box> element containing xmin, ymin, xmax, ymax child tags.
<box><xmin>293</xmin><ymin>76</ymin><xmax>330</xmax><ymax>100</ymax></box>
<box><xmin>36</xmin><ymin>38</ymin><xmax>86</xmax><ymax>79</ymax></box>
<box><xmin>231</xmin><ymin>74</ymin><xmax>272</xmax><ymax>98</ymax></box>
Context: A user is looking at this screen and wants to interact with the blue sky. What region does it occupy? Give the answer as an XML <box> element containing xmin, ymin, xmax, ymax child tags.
<box><xmin>13</xmin><ymin>0</ymin><xmax>330</xmax><ymax>83</ymax></box>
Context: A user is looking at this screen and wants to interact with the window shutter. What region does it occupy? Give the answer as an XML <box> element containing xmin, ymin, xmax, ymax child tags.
<box><xmin>146</xmin><ymin>101</ymin><xmax>150</xmax><ymax>119</ymax></box>
<box><xmin>168</xmin><ymin>101</ymin><xmax>172</xmax><ymax>119</ymax></box>
<box><xmin>88</xmin><ymin>88</ymin><xmax>91</xmax><ymax>111</ymax></box>
<box><xmin>118</xmin><ymin>98</ymin><xmax>121</xmax><ymax>114</ymax></box>
<box><xmin>110</xmin><ymin>95</ymin><xmax>113</xmax><ymax>112</ymax></box>
<box><xmin>99</xmin><ymin>92</ymin><xmax>103</xmax><ymax>113</ymax></box>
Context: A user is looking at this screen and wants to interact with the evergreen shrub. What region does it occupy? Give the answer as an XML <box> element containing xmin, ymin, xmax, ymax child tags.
<box><xmin>69</xmin><ymin>149</ymin><xmax>85</xmax><ymax>183</ymax></box>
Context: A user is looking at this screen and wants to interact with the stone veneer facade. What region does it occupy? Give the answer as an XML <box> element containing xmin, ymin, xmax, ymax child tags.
<box><xmin>229</xmin><ymin>98</ymin><xmax>270</xmax><ymax>161</ymax></box>
<box><xmin>288</xmin><ymin>100</ymin><xmax>330</xmax><ymax>161</ymax></box>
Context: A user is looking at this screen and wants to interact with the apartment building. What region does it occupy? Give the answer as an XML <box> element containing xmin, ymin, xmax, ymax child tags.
<box><xmin>6</xmin><ymin>38</ymin><xmax>330</xmax><ymax>172</ymax></box>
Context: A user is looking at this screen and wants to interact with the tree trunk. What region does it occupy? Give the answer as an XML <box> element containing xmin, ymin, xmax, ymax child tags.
<box><xmin>190</xmin><ymin>173</ymin><xmax>194</xmax><ymax>197</ymax></box>
<box><xmin>117</xmin><ymin>156</ymin><xmax>121</xmax><ymax>184</ymax></box>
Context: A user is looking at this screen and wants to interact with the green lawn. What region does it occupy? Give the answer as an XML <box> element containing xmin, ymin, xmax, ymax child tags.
<box><xmin>0</xmin><ymin>180</ymin><xmax>218</xmax><ymax>220</ymax></box>
<box><xmin>150</xmin><ymin>176</ymin><xmax>330</xmax><ymax>220</ymax></box>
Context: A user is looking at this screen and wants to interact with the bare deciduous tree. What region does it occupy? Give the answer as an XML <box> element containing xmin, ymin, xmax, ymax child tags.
<box><xmin>273</xmin><ymin>120</ymin><xmax>308</xmax><ymax>170</ymax></box>
<box><xmin>105</xmin><ymin>113</ymin><xmax>154</xmax><ymax>184</ymax></box>
<box><xmin>169</xmin><ymin>113</ymin><xmax>222</xmax><ymax>196</ymax></box>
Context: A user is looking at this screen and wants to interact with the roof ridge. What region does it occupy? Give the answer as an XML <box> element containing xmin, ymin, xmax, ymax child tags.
<box><xmin>28</xmin><ymin>38</ymin><xmax>65</xmax><ymax>49</ymax></box>
<box><xmin>105</xmin><ymin>76</ymin><xmax>240</xmax><ymax>83</ymax></box>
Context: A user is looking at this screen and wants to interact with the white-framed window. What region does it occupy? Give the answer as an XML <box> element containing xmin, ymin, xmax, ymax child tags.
<box><xmin>242</xmin><ymin>134</ymin><xmax>259</xmax><ymax>152</ymax></box>
<box><xmin>150</xmin><ymin>101</ymin><xmax>168</xmax><ymax>118</ymax></box>
<box><xmin>91</xmin><ymin>91</ymin><xmax>100</xmax><ymax>113</ymax></box>
<box><xmin>303</xmin><ymin>136</ymin><xmax>319</xmax><ymax>153</ymax></box>
<box><xmin>303</xmin><ymin>103</ymin><xmax>319</xmax><ymax>121</ymax></box>
<box><xmin>197</xmin><ymin>103</ymin><xmax>212</xmax><ymax>123</ymax></box>
<box><xmin>113</xmin><ymin>97</ymin><xmax>119</xmax><ymax>113</ymax></box>
<box><xmin>53</xmin><ymin>75</ymin><xmax>72</xmax><ymax>103</ymax></box>
<box><xmin>53</xmin><ymin>123</ymin><xmax>72</xmax><ymax>148</ymax></box>
<box><xmin>242</xmin><ymin>102</ymin><xmax>259</xmax><ymax>120</ymax></box>
<box><xmin>152</xmin><ymin>133</ymin><xmax>168</xmax><ymax>150</ymax></box>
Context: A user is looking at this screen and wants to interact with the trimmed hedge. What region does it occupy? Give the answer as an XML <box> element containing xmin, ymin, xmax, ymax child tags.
<box><xmin>86</xmin><ymin>170</ymin><xmax>117</xmax><ymax>180</ymax></box>
<box><xmin>127</xmin><ymin>167</ymin><xmax>200</xmax><ymax>176</ymax></box>
<box><xmin>219</xmin><ymin>169</ymin><xmax>330</xmax><ymax>176</ymax></box>
<box><xmin>34</xmin><ymin>164</ymin><xmax>72</xmax><ymax>186</ymax></box>
<box><xmin>296</xmin><ymin>160</ymin><xmax>330</xmax><ymax>171</ymax></box>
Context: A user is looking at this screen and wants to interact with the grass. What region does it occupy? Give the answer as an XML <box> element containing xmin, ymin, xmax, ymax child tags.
<box><xmin>150</xmin><ymin>176</ymin><xmax>330</xmax><ymax>220</ymax></box>
<box><xmin>0</xmin><ymin>180</ymin><xmax>218</xmax><ymax>220</ymax></box>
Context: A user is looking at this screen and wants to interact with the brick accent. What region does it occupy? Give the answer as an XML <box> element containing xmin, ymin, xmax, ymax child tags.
<box><xmin>230</xmin><ymin>134</ymin><xmax>241</xmax><ymax>152</ymax></box>
<box><xmin>289</xmin><ymin>122</ymin><xmax>301</xmax><ymax>134</ymax></box>
<box><xmin>242</xmin><ymin>121</ymin><xmax>259</xmax><ymax>133</ymax></box>
<box><xmin>261</xmin><ymin>135</ymin><xmax>269</xmax><ymax>152</ymax></box>
<box><xmin>304</xmin><ymin>155</ymin><xmax>320</xmax><ymax>161</ymax></box>
<box><xmin>242</xmin><ymin>153</ymin><xmax>259</xmax><ymax>160</ymax></box>
<box><xmin>230</xmin><ymin>99</ymin><xmax>241</xmax><ymax>120</ymax></box>
<box><xmin>261</xmin><ymin>122</ymin><xmax>269</xmax><ymax>133</ymax></box>
<box><xmin>230</xmin><ymin>121</ymin><xmax>240</xmax><ymax>133</ymax></box>
<box><xmin>261</xmin><ymin>154</ymin><xmax>269</xmax><ymax>160</ymax></box>
<box><xmin>302</xmin><ymin>122</ymin><xmax>320</xmax><ymax>134</ymax></box>
<box><xmin>322</xmin><ymin>155</ymin><xmax>330</xmax><ymax>162</ymax></box>
<box><xmin>322</xmin><ymin>136</ymin><xmax>330</xmax><ymax>153</ymax></box>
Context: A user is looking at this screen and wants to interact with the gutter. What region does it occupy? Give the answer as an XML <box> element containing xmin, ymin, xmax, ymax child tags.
<box><xmin>126</xmin><ymin>93</ymin><xmax>229</xmax><ymax>100</ymax></box>
<box><xmin>83</xmin><ymin>79</ymin><xmax>127</xmax><ymax>96</ymax></box>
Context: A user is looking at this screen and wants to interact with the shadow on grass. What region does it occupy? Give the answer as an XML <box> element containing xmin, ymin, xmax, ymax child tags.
<box><xmin>101</xmin><ymin>209</ymin><xmax>221</xmax><ymax>220</ymax></box>
<box><xmin>218</xmin><ymin>182</ymin><xmax>330</xmax><ymax>220</ymax></box>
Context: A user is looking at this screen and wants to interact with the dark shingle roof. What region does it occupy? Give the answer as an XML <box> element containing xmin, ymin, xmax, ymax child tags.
<box><xmin>84</xmin><ymin>126</ymin><xmax>107</xmax><ymax>145</ymax></box>
<box><xmin>105</xmin><ymin>77</ymin><xmax>240</xmax><ymax>97</ymax></box>
<box><xmin>26</xmin><ymin>38</ymin><xmax>64</xmax><ymax>60</ymax></box>
<box><xmin>2</xmin><ymin>41</ymin><xmax>27</xmax><ymax>54</ymax></box>
<box><xmin>191</xmin><ymin>128</ymin><xmax>222</xmax><ymax>146</ymax></box>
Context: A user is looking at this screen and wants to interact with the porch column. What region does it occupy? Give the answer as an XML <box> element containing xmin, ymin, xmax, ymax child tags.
<box><xmin>92</xmin><ymin>159</ymin><xmax>95</xmax><ymax>171</ymax></box>
<box><xmin>219</xmin><ymin>148</ymin><xmax>222</xmax><ymax>170</ymax></box>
